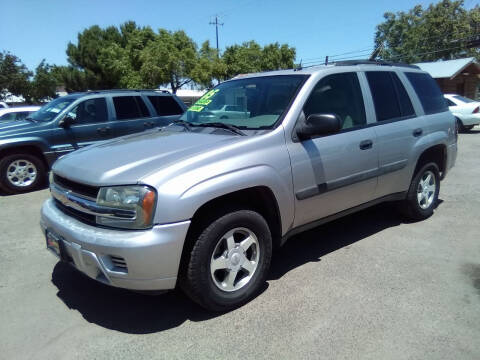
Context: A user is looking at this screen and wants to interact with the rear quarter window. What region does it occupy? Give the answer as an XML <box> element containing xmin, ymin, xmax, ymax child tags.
<box><xmin>147</xmin><ymin>96</ymin><xmax>183</xmax><ymax>116</ymax></box>
<box><xmin>405</xmin><ymin>72</ymin><xmax>448</xmax><ymax>115</ymax></box>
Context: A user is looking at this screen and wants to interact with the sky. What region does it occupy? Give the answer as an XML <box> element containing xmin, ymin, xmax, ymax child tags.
<box><xmin>1</xmin><ymin>0</ymin><xmax>476</xmax><ymax>71</ymax></box>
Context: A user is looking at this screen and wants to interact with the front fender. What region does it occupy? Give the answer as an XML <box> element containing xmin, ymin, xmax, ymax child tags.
<box><xmin>154</xmin><ymin>165</ymin><xmax>294</xmax><ymax>235</ymax></box>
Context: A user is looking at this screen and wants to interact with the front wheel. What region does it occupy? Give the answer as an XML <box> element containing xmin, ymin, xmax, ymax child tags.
<box><xmin>180</xmin><ymin>210</ymin><xmax>272</xmax><ymax>312</ymax></box>
<box><xmin>400</xmin><ymin>162</ymin><xmax>440</xmax><ymax>221</ymax></box>
<box><xmin>0</xmin><ymin>153</ymin><xmax>46</xmax><ymax>194</ymax></box>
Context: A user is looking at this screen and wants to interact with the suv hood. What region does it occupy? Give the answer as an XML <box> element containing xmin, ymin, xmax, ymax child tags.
<box><xmin>53</xmin><ymin>129</ymin><xmax>243</xmax><ymax>186</ymax></box>
<box><xmin>0</xmin><ymin>120</ymin><xmax>49</xmax><ymax>139</ymax></box>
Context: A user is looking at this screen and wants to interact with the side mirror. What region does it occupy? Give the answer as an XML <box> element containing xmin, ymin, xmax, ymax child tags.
<box><xmin>296</xmin><ymin>113</ymin><xmax>342</xmax><ymax>140</ymax></box>
<box><xmin>59</xmin><ymin>116</ymin><xmax>75</xmax><ymax>128</ymax></box>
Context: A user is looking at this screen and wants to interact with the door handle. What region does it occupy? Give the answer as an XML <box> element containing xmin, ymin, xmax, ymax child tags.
<box><xmin>97</xmin><ymin>127</ymin><xmax>110</xmax><ymax>135</ymax></box>
<box><xmin>144</xmin><ymin>121</ymin><xmax>155</xmax><ymax>128</ymax></box>
<box><xmin>359</xmin><ymin>139</ymin><xmax>373</xmax><ymax>150</ymax></box>
<box><xmin>413</xmin><ymin>128</ymin><xmax>423</xmax><ymax>137</ymax></box>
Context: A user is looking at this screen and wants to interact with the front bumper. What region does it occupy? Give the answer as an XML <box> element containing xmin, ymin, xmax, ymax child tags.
<box><xmin>40</xmin><ymin>198</ymin><xmax>191</xmax><ymax>290</ymax></box>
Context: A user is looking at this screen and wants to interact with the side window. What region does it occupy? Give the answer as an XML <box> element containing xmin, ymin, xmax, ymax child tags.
<box><xmin>391</xmin><ymin>73</ymin><xmax>414</xmax><ymax>117</ymax></box>
<box><xmin>113</xmin><ymin>96</ymin><xmax>150</xmax><ymax>120</ymax></box>
<box><xmin>446</xmin><ymin>98</ymin><xmax>456</xmax><ymax>107</ymax></box>
<box><xmin>366</xmin><ymin>72</ymin><xmax>401</xmax><ymax>121</ymax></box>
<box><xmin>15</xmin><ymin>112</ymin><xmax>31</xmax><ymax>120</ymax></box>
<box><xmin>405</xmin><ymin>72</ymin><xmax>448</xmax><ymax>115</ymax></box>
<box><xmin>303</xmin><ymin>72</ymin><xmax>366</xmax><ymax>130</ymax></box>
<box><xmin>147</xmin><ymin>96</ymin><xmax>183</xmax><ymax>116</ymax></box>
<box><xmin>67</xmin><ymin>98</ymin><xmax>108</xmax><ymax>124</ymax></box>
<box><xmin>0</xmin><ymin>112</ymin><xmax>16</xmax><ymax>121</ymax></box>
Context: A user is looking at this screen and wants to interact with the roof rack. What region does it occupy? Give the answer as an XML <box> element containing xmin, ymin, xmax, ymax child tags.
<box><xmin>86</xmin><ymin>89</ymin><xmax>172</xmax><ymax>94</ymax></box>
<box><xmin>334</xmin><ymin>60</ymin><xmax>420</xmax><ymax>69</ymax></box>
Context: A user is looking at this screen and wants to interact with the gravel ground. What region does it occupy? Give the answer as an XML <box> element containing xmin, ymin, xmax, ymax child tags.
<box><xmin>0</xmin><ymin>129</ymin><xmax>479</xmax><ymax>360</ymax></box>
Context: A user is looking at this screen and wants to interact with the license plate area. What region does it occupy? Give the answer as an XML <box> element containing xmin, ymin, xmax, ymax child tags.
<box><xmin>46</xmin><ymin>230</ymin><xmax>67</xmax><ymax>261</ymax></box>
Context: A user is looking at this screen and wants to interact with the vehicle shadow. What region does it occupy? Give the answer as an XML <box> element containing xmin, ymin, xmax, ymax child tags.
<box><xmin>51</xmin><ymin>201</ymin><xmax>438</xmax><ymax>334</ymax></box>
<box><xmin>269</xmin><ymin>202</ymin><xmax>404</xmax><ymax>280</ymax></box>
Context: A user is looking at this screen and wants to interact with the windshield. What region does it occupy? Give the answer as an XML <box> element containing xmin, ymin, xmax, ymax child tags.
<box><xmin>179</xmin><ymin>75</ymin><xmax>307</xmax><ymax>129</ymax></box>
<box><xmin>29</xmin><ymin>97</ymin><xmax>77</xmax><ymax>122</ymax></box>
<box><xmin>453</xmin><ymin>95</ymin><xmax>475</xmax><ymax>104</ymax></box>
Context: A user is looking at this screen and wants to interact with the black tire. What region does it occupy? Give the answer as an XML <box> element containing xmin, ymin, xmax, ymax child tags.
<box><xmin>180</xmin><ymin>210</ymin><xmax>272</xmax><ymax>312</ymax></box>
<box><xmin>400</xmin><ymin>162</ymin><xmax>440</xmax><ymax>221</ymax></box>
<box><xmin>0</xmin><ymin>153</ymin><xmax>46</xmax><ymax>194</ymax></box>
<box><xmin>456</xmin><ymin>118</ymin><xmax>466</xmax><ymax>133</ymax></box>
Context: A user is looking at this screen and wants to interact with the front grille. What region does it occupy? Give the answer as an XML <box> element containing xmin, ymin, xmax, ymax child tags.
<box><xmin>110</xmin><ymin>255</ymin><xmax>128</xmax><ymax>272</ymax></box>
<box><xmin>54</xmin><ymin>199</ymin><xmax>96</xmax><ymax>225</ymax></box>
<box><xmin>53</xmin><ymin>174</ymin><xmax>99</xmax><ymax>199</ymax></box>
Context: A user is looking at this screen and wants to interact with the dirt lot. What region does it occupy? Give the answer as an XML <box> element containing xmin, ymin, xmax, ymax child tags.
<box><xmin>1</xmin><ymin>130</ymin><xmax>479</xmax><ymax>360</ymax></box>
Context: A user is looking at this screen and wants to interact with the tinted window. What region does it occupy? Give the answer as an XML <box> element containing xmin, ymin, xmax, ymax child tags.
<box><xmin>304</xmin><ymin>72</ymin><xmax>366</xmax><ymax>129</ymax></box>
<box><xmin>113</xmin><ymin>96</ymin><xmax>149</xmax><ymax>120</ymax></box>
<box><xmin>446</xmin><ymin>98</ymin><xmax>456</xmax><ymax>107</ymax></box>
<box><xmin>0</xmin><ymin>112</ymin><xmax>16</xmax><ymax>121</ymax></box>
<box><xmin>405</xmin><ymin>72</ymin><xmax>448</xmax><ymax>115</ymax></box>
<box><xmin>15</xmin><ymin>112</ymin><xmax>32</xmax><ymax>120</ymax></box>
<box><xmin>67</xmin><ymin>98</ymin><xmax>108</xmax><ymax>124</ymax></box>
<box><xmin>366</xmin><ymin>72</ymin><xmax>401</xmax><ymax>121</ymax></box>
<box><xmin>148</xmin><ymin>96</ymin><xmax>183</xmax><ymax>116</ymax></box>
<box><xmin>391</xmin><ymin>73</ymin><xmax>414</xmax><ymax>117</ymax></box>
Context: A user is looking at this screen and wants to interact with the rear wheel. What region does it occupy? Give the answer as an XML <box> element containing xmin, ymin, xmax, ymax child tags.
<box><xmin>400</xmin><ymin>162</ymin><xmax>440</xmax><ymax>221</ymax></box>
<box><xmin>0</xmin><ymin>153</ymin><xmax>46</xmax><ymax>194</ymax></box>
<box><xmin>456</xmin><ymin>118</ymin><xmax>467</xmax><ymax>133</ymax></box>
<box><xmin>180</xmin><ymin>210</ymin><xmax>272</xmax><ymax>312</ymax></box>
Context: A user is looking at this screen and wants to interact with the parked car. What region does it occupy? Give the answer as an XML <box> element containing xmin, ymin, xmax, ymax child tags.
<box><xmin>0</xmin><ymin>90</ymin><xmax>186</xmax><ymax>194</ymax></box>
<box><xmin>41</xmin><ymin>61</ymin><xmax>456</xmax><ymax>311</ymax></box>
<box><xmin>207</xmin><ymin>104</ymin><xmax>251</xmax><ymax>119</ymax></box>
<box><xmin>0</xmin><ymin>106</ymin><xmax>41</xmax><ymax>122</ymax></box>
<box><xmin>0</xmin><ymin>102</ymin><xmax>8</xmax><ymax>109</ymax></box>
<box><xmin>444</xmin><ymin>94</ymin><xmax>480</xmax><ymax>132</ymax></box>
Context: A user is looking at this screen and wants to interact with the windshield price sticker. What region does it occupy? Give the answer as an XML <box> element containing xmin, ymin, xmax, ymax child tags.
<box><xmin>188</xmin><ymin>89</ymin><xmax>220</xmax><ymax>111</ymax></box>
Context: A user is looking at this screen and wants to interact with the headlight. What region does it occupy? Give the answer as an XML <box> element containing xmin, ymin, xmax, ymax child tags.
<box><xmin>96</xmin><ymin>185</ymin><xmax>157</xmax><ymax>229</ymax></box>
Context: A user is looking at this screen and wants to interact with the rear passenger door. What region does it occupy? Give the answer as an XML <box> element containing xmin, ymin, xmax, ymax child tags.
<box><xmin>147</xmin><ymin>95</ymin><xmax>185</xmax><ymax>127</ymax></box>
<box><xmin>111</xmin><ymin>95</ymin><xmax>152</xmax><ymax>137</ymax></box>
<box><xmin>364</xmin><ymin>71</ymin><xmax>425</xmax><ymax>198</ymax></box>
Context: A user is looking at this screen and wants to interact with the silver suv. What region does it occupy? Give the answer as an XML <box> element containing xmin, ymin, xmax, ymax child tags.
<box><xmin>41</xmin><ymin>61</ymin><xmax>457</xmax><ymax>311</ymax></box>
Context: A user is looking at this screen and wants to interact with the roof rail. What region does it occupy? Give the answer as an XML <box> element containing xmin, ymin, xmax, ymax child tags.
<box><xmin>86</xmin><ymin>89</ymin><xmax>172</xmax><ymax>94</ymax></box>
<box><xmin>334</xmin><ymin>60</ymin><xmax>420</xmax><ymax>69</ymax></box>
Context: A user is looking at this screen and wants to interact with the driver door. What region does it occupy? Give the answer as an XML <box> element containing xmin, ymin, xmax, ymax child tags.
<box><xmin>286</xmin><ymin>72</ymin><xmax>379</xmax><ymax>227</ymax></box>
<box><xmin>59</xmin><ymin>97</ymin><xmax>114</xmax><ymax>152</ymax></box>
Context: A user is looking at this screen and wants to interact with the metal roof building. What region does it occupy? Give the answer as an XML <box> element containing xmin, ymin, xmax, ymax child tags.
<box><xmin>415</xmin><ymin>57</ymin><xmax>480</xmax><ymax>99</ymax></box>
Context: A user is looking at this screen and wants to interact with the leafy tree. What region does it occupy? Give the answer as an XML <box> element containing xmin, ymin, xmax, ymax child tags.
<box><xmin>28</xmin><ymin>60</ymin><xmax>58</xmax><ymax>102</ymax></box>
<box><xmin>140</xmin><ymin>29</ymin><xmax>197</xmax><ymax>93</ymax></box>
<box><xmin>222</xmin><ymin>41</ymin><xmax>296</xmax><ymax>79</ymax></box>
<box><xmin>375</xmin><ymin>0</ymin><xmax>480</xmax><ymax>63</ymax></box>
<box><xmin>191</xmin><ymin>41</ymin><xmax>227</xmax><ymax>88</ymax></box>
<box><xmin>0</xmin><ymin>51</ymin><xmax>32</xmax><ymax>101</ymax></box>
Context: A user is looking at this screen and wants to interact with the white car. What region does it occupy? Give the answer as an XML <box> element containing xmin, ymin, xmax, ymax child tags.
<box><xmin>0</xmin><ymin>106</ymin><xmax>41</xmax><ymax>122</ymax></box>
<box><xmin>0</xmin><ymin>102</ymin><xmax>8</xmax><ymax>109</ymax></box>
<box><xmin>444</xmin><ymin>94</ymin><xmax>480</xmax><ymax>132</ymax></box>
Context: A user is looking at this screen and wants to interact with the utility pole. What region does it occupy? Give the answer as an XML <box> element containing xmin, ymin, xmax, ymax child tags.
<box><xmin>209</xmin><ymin>15</ymin><xmax>224</xmax><ymax>56</ymax></box>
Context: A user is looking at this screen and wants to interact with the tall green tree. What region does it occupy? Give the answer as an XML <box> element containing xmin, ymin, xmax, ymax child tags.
<box><xmin>0</xmin><ymin>52</ymin><xmax>32</xmax><ymax>101</ymax></box>
<box><xmin>375</xmin><ymin>0</ymin><xmax>480</xmax><ymax>63</ymax></box>
<box><xmin>140</xmin><ymin>29</ymin><xmax>197</xmax><ymax>93</ymax></box>
<box><xmin>28</xmin><ymin>60</ymin><xmax>58</xmax><ymax>102</ymax></box>
<box><xmin>222</xmin><ymin>41</ymin><xmax>296</xmax><ymax>79</ymax></box>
